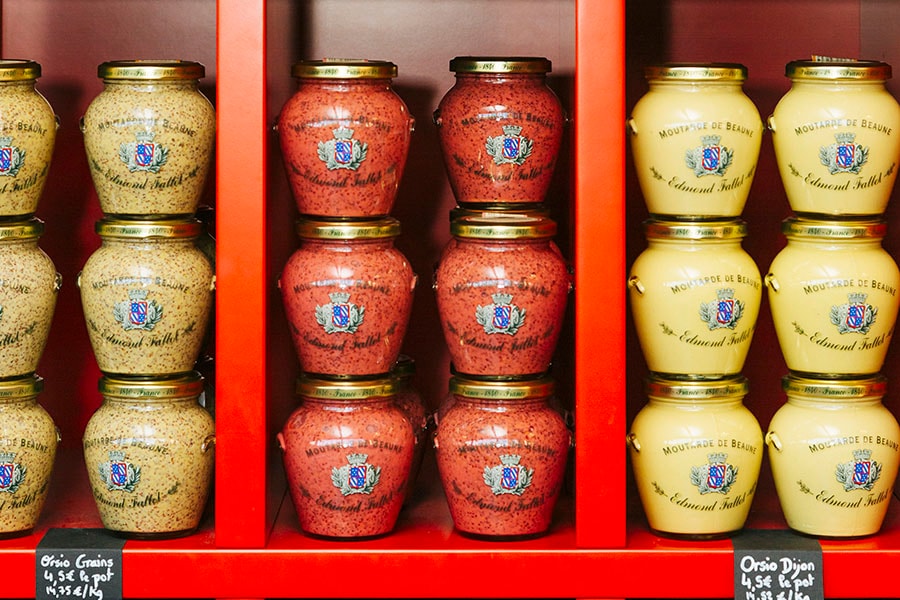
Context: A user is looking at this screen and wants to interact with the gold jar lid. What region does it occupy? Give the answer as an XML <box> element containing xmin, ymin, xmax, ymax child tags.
<box><xmin>95</xmin><ymin>217</ymin><xmax>203</xmax><ymax>240</ymax></box>
<box><xmin>296</xmin><ymin>375</ymin><xmax>398</xmax><ymax>400</ymax></box>
<box><xmin>643</xmin><ymin>218</ymin><xmax>748</xmax><ymax>241</ymax></box>
<box><xmin>645</xmin><ymin>375</ymin><xmax>750</xmax><ymax>400</ymax></box>
<box><xmin>291</xmin><ymin>59</ymin><xmax>397</xmax><ymax>79</ymax></box>
<box><xmin>0</xmin><ymin>60</ymin><xmax>41</xmax><ymax>81</ymax></box>
<box><xmin>644</xmin><ymin>62</ymin><xmax>748</xmax><ymax>82</ymax></box>
<box><xmin>449</xmin><ymin>56</ymin><xmax>552</xmax><ymax>74</ymax></box>
<box><xmin>786</xmin><ymin>59</ymin><xmax>891</xmax><ymax>81</ymax></box>
<box><xmin>0</xmin><ymin>374</ymin><xmax>43</xmax><ymax>399</ymax></box>
<box><xmin>450</xmin><ymin>214</ymin><xmax>557</xmax><ymax>239</ymax></box>
<box><xmin>98</xmin><ymin>59</ymin><xmax>205</xmax><ymax>81</ymax></box>
<box><xmin>99</xmin><ymin>371</ymin><xmax>205</xmax><ymax>399</ymax></box>
<box><xmin>296</xmin><ymin>217</ymin><xmax>401</xmax><ymax>240</ymax></box>
<box><xmin>783</xmin><ymin>373</ymin><xmax>887</xmax><ymax>399</ymax></box>
<box><xmin>449</xmin><ymin>375</ymin><xmax>555</xmax><ymax>400</ymax></box>
<box><xmin>0</xmin><ymin>218</ymin><xmax>44</xmax><ymax>241</ymax></box>
<box><xmin>781</xmin><ymin>217</ymin><xmax>886</xmax><ymax>240</ymax></box>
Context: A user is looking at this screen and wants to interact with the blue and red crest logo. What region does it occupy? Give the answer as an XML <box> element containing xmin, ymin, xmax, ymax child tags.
<box><xmin>837</xmin><ymin>449</ymin><xmax>881</xmax><ymax>491</ymax></box>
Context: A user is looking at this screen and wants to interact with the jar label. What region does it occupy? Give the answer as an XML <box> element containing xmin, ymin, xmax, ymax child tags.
<box><xmin>0</xmin><ymin>136</ymin><xmax>25</xmax><ymax>178</ymax></box>
<box><xmin>485</xmin><ymin>125</ymin><xmax>533</xmax><ymax>166</ymax></box>
<box><xmin>476</xmin><ymin>292</ymin><xmax>525</xmax><ymax>335</ymax></box>
<box><xmin>483</xmin><ymin>454</ymin><xmax>533</xmax><ymax>495</ymax></box>
<box><xmin>786</xmin><ymin>290</ymin><xmax>894</xmax><ymax>353</ymax></box>
<box><xmin>317</xmin><ymin>127</ymin><xmax>367</xmax><ymax>171</ymax></box>
<box><xmin>315</xmin><ymin>291</ymin><xmax>365</xmax><ymax>334</ymax></box>
<box><xmin>794</xmin><ymin>446</ymin><xmax>895</xmax><ymax>509</ymax></box>
<box><xmin>658</xmin><ymin>283</ymin><xmax>758</xmax><ymax>349</ymax></box>
<box><xmin>0</xmin><ymin>451</ymin><xmax>26</xmax><ymax>493</ymax></box>
<box><xmin>331</xmin><ymin>453</ymin><xmax>380</xmax><ymax>495</ymax></box>
<box><xmin>119</xmin><ymin>131</ymin><xmax>168</xmax><ymax>173</ymax></box>
<box><xmin>98</xmin><ymin>450</ymin><xmax>141</xmax><ymax>493</ymax></box>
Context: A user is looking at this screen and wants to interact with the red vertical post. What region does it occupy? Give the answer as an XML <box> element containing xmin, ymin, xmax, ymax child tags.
<box><xmin>215</xmin><ymin>0</ymin><xmax>268</xmax><ymax>548</ymax></box>
<box><xmin>574</xmin><ymin>0</ymin><xmax>627</xmax><ymax>548</ymax></box>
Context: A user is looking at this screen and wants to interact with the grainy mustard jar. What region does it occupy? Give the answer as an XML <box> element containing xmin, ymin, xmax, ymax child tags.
<box><xmin>766</xmin><ymin>375</ymin><xmax>900</xmax><ymax>537</ymax></box>
<box><xmin>627</xmin><ymin>376</ymin><xmax>762</xmax><ymax>538</ymax></box>
<box><xmin>0</xmin><ymin>375</ymin><xmax>58</xmax><ymax>538</ymax></box>
<box><xmin>392</xmin><ymin>355</ymin><xmax>427</xmax><ymax>501</ymax></box>
<box><xmin>769</xmin><ymin>59</ymin><xmax>900</xmax><ymax>217</ymax></box>
<box><xmin>81</xmin><ymin>60</ymin><xmax>216</xmax><ymax>217</ymax></box>
<box><xmin>0</xmin><ymin>219</ymin><xmax>60</xmax><ymax>379</ymax></box>
<box><xmin>627</xmin><ymin>63</ymin><xmax>763</xmax><ymax>219</ymax></box>
<box><xmin>434</xmin><ymin>215</ymin><xmax>571</xmax><ymax>378</ymax></box>
<box><xmin>277</xmin><ymin>376</ymin><xmax>415</xmax><ymax>539</ymax></box>
<box><xmin>765</xmin><ymin>218</ymin><xmax>900</xmax><ymax>378</ymax></box>
<box><xmin>278</xmin><ymin>217</ymin><xmax>416</xmax><ymax>377</ymax></box>
<box><xmin>78</xmin><ymin>218</ymin><xmax>215</xmax><ymax>376</ymax></box>
<box><xmin>627</xmin><ymin>219</ymin><xmax>762</xmax><ymax>379</ymax></box>
<box><xmin>83</xmin><ymin>373</ymin><xmax>215</xmax><ymax>539</ymax></box>
<box><xmin>433</xmin><ymin>376</ymin><xmax>570</xmax><ymax>539</ymax></box>
<box><xmin>0</xmin><ymin>60</ymin><xmax>57</xmax><ymax>218</ymax></box>
<box><xmin>277</xmin><ymin>59</ymin><xmax>414</xmax><ymax>218</ymax></box>
<box><xmin>434</xmin><ymin>56</ymin><xmax>565</xmax><ymax>206</ymax></box>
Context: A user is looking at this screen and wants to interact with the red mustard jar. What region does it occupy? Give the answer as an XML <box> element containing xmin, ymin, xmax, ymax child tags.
<box><xmin>278</xmin><ymin>217</ymin><xmax>416</xmax><ymax>377</ymax></box>
<box><xmin>392</xmin><ymin>355</ymin><xmax>427</xmax><ymax>501</ymax></box>
<box><xmin>276</xmin><ymin>59</ymin><xmax>414</xmax><ymax>218</ymax></box>
<box><xmin>433</xmin><ymin>214</ymin><xmax>571</xmax><ymax>378</ymax></box>
<box><xmin>277</xmin><ymin>375</ymin><xmax>415</xmax><ymax>538</ymax></box>
<box><xmin>435</xmin><ymin>56</ymin><xmax>565</xmax><ymax>206</ymax></box>
<box><xmin>434</xmin><ymin>376</ymin><xmax>570</xmax><ymax>538</ymax></box>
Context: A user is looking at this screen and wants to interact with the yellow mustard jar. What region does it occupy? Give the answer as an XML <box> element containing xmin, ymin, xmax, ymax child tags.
<box><xmin>627</xmin><ymin>63</ymin><xmax>763</xmax><ymax>219</ymax></box>
<box><xmin>765</xmin><ymin>218</ymin><xmax>900</xmax><ymax>378</ymax></box>
<box><xmin>628</xmin><ymin>219</ymin><xmax>762</xmax><ymax>379</ymax></box>
<box><xmin>627</xmin><ymin>376</ymin><xmax>763</xmax><ymax>538</ymax></box>
<box><xmin>769</xmin><ymin>59</ymin><xmax>900</xmax><ymax>217</ymax></box>
<box><xmin>766</xmin><ymin>374</ymin><xmax>900</xmax><ymax>537</ymax></box>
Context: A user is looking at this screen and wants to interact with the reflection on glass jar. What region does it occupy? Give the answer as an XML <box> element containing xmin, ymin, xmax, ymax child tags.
<box><xmin>767</xmin><ymin>375</ymin><xmax>900</xmax><ymax>537</ymax></box>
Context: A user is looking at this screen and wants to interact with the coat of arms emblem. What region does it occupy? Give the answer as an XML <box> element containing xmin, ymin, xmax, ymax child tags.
<box><xmin>690</xmin><ymin>452</ymin><xmax>737</xmax><ymax>494</ymax></box>
<box><xmin>99</xmin><ymin>450</ymin><xmax>141</xmax><ymax>492</ymax></box>
<box><xmin>113</xmin><ymin>288</ymin><xmax>163</xmax><ymax>332</ymax></box>
<box><xmin>485</xmin><ymin>125</ymin><xmax>533</xmax><ymax>166</ymax></box>
<box><xmin>685</xmin><ymin>134</ymin><xmax>732</xmax><ymax>177</ymax></box>
<box><xmin>119</xmin><ymin>131</ymin><xmax>168</xmax><ymax>173</ymax></box>
<box><xmin>483</xmin><ymin>454</ymin><xmax>533</xmax><ymax>496</ymax></box>
<box><xmin>475</xmin><ymin>292</ymin><xmax>525</xmax><ymax>335</ymax></box>
<box><xmin>836</xmin><ymin>449</ymin><xmax>881</xmax><ymax>491</ymax></box>
<box><xmin>315</xmin><ymin>291</ymin><xmax>365</xmax><ymax>334</ymax></box>
<box><xmin>0</xmin><ymin>452</ymin><xmax>25</xmax><ymax>494</ymax></box>
<box><xmin>0</xmin><ymin>136</ymin><xmax>25</xmax><ymax>177</ymax></box>
<box><xmin>699</xmin><ymin>288</ymin><xmax>744</xmax><ymax>330</ymax></box>
<box><xmin>331</xmin><ymin>453</ymin><xmax>380</xmax><ymax>496</ymax></box>
<box><xmin>830</xmin><ymin>292</ymin><xmax>876</xmax><ymax>334</ymax></box>
<box><xmin>317</xmin><ymin>127</ymin><xmax>367</xmax><ymax>171</ymax></box>
<box><xmin>820</xmin><ymin>131</ymin><xmax>868</xmax><ymax>175</ymax></box>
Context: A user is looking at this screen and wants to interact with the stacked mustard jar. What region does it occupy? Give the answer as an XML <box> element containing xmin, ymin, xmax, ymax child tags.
<box><xmin>626</xmin><ymin>62</ymin><xmax>764</xmax><ymax>537</ymax></box>
<box><xmin>275</xmin><ymin>59</ymin><xmax>420</xmax><ymax>538</ymax></box>
<box><xmin>764</xmin><ymin>58</ymin><xmax>900</xmax><ymax>537</ymax></box>
<box><xmin>430</xmin><ymin>57</ymin><xmax>572</xmax><ymax>538</ymax></box>
<box><xmin>78</xmin><ymin>60</ymin><xmax>217</xmax><ymax>537</ymax></box>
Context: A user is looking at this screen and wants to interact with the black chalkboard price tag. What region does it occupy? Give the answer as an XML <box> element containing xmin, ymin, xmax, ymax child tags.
<box><xmin>733</xmin><ymin>529</ymin><xmax>824</xmax><ymax>600</ymax></box>
<box><xmin>36</xmin><ymin>528</ymin><xmax>125</xmax><ymax>600</ymax></box>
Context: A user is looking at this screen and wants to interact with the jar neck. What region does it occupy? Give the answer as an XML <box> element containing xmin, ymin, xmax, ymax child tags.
<box><xmin>453</xmin><ymin>396</ymin><xmax>549</xmax><ymax>410</ymax></box>
<box><xmin>786</xmin><ymin>237</ymin><xmax>884</xmax><ymax>249</ymax></box>
<box><xmin>790</xmin><ymin>79</ymin><xmax>886</xmax><ymax>91</ymax></box>
<box><xmin>301</xmin><ymin>396</ymin><xmax>395</xmax><ymax>409</ymax></box>
<box><xmin>299</xmin><ymin>78</ymin><xmax>392</xmax><ymax>92</ymax></box>
<box><xmin>648</xmin><ymin>80</ymin><xmax>744</xmax><ymax>92</ymax></box>
<box><xmin>787</xmin><ymin>396</ymin><xmax>882</xmax><ymax>408</ymax></box>
<box><xmin>105</xmin><ymin>396</ymin><xmax>197</xmax><ymax>407</ymax></box>
<box><xmin>647</xmin><ymin>396</ymin><xmax>745</xmax><ymax>409</ymax></box>
<box><xmin>455</xmin><ymin>72</ymin><xmax>546</xmax><ymax>85</ymax></box>
<box><xmin>103</xmin><ymin>79</ymin><xmax>199</xmax><ymax>92</ymax></box>
<box><xmin>303</xmin><ymin>237</ymin><xmax>396</xmax><ymax>251</ymax></box>
<box><xmin>647</xmin><ymin>238</ymin><xmax>743</xmax><ymax>249</ymax></box>
<box><xmin>102</xmin><ymin>236</ymin><xmax>199</xmax><ymax>247</ymax></box>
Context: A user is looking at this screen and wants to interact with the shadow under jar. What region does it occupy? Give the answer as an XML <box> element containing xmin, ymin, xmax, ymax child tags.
<box><xmin>433</xmin><ymin>375</ymin><xmax>570</xmax><ymax>539</ymax></box>
<box><xmin>433</xmin><ymin>214</ymin><xmax>571</xmax><ymax>379</ymax></box>
<box><xmin>81</xmin><ymin>60</ymin><xmax>216</xmax><ymax>218</ymax></box>
<box><xmin>82</xmin><ymin>372</ymin><xmax>215</xmax><ymax>539</ymax></box>
<box><xmin>279</xmin><ymin>217</ymin><xmax>416</xmax><ymax>378</ymax></box>
<box><xmin>78</xmin><ymin>217</ymin><xmax>215</xmax><ymax>377</ymax></box>
<box><xmin>277</xmin><ymin>375</ymin><xmax>415</xmax><ymax>539</ymax></box>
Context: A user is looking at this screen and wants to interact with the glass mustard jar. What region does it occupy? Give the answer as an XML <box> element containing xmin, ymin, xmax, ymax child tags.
<box><xmin>0</xmin><ymin>60</ymin><xmax>57</xmax><ymax>218</ymax></box>
<box><xmin>77</xmin><ymin>217</ymin><xmax>216</xmax><ymax>377</ymax></box>
<box><xmin>627</xmin><ymin>376</ymin><xmax>762</xmax><ymax>539</ymax></box>
<box><xmin>627</xmin><ymin>63</ymin><xmax>763</xmax><ymax>219</ymax></box>
<box><xmin>0</xmin><ymin>219</ymin><xmax>60</xmax><ymax>378</ymax></box>
<box><xmin>765</xmin><ymin>218</ymin><xmax>900</xmax><ymax>378</ymax></box>
<box><xmin>627</xmin><ymin>219</ymin><xmax>762</xmax><ymax>379</ymax></box>
<box><xmin>392</xmin><ymin>355</ymin><xmax>427</xmax><ymax>502</ymax></box>
<box><xmin>766</xmin><ymin>374</ymin><xmax>900</xmax><ymax>537</ymax></box>
<box><xmin>434</xmin><ymin>57</ymin><xmax>565</xmax><ymax>207</ymax></box>
<box><xmin>278</xmin><ymin>217</ymin><xmax>416</xmax><ymax>377</ymax></box>
<box><xmin>0</xmin><ymin>375</ymin><xmax>58</xmax><ymax>538</ymax></box>
<box><xmin>81</xmin><ymin>60</ymin><xmax>216</xmax><ymax>217</ymax></box>
<box><xmin>277</xmin><ymin>375</ymin><xmax>415</xmax><ymax>539</ymax></box>
<box><xmin>82</xmin><ymin>372</ymin><xmax>215</xmax><ymax>539</ymax></box>
<box><xmin>276</xmin><ymin>59</ymin><xmax>414</xmax><ymax>218</ymax></box>
<box><xmin>433</xmin><ymin>376</ymin><xmax>570</xmax><ymax>539</ymax></box>
<box><xmin>433</xmin><ymin>214</ymin><xmax>571</xmax><ymax>378</ymax></box>
<box><xmin>769</xmin><ymin>59</ymin><xmax>900</xmax><ymax>217</ymax></box>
